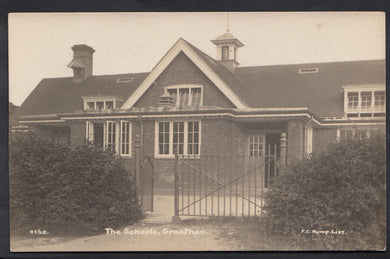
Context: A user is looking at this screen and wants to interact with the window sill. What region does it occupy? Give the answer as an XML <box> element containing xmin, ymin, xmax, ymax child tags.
<box><xmin>154</xmin><ymin>155</ymin><xmax>201</xmax><ymax>159</ymax></box>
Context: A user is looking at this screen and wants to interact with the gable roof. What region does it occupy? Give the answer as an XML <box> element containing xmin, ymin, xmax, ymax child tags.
<box><xmin>184</xmin><ymin>40</ymin><xmax>255</xmax><ymax>107</ymax></box>
<box><xmin>121</xmin><ymin>38</ymin><xmax>248</xmax><ymax>109</ymax></box>
<box><xmin>13</xmin><ymin>73</ymin><xmax>148</xmax><ymax>120</ymax></box>
<box><xmin>234</xmin><ymin>59</ymin><xmax>385</xmax><ymax>117</ymax></box>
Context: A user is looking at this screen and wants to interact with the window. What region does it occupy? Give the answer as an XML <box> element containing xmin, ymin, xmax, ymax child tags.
<box><xmin>87</xmin><ymin>121</ymin><xmax>130</xmax><ymax>155</ymax></box>
<box><xmin>120</xmin><ymin>121</ymin><xmax>131</xmax><ymax>156</ymax></box>
<box><xmin>156</xmin><ymin>121</ymin><xmax>201</xmax><ymax>157</ymax></box>
<box><xmin>173</xmin><ymin>122</ymin><xmax>185</xmax><ymax>155</ymax></box>
<box><xmin>178</xmin><ymin>89</ymin><xmax>189</xmax><ymax>106</ymax></box>
<box><xmin>360</xmin><ymin>92</ymin><xmax>372</xmax><ymax>113</ymax></box>
<box><xmin>187</xmin><ymin>121</ymin><xmax>199</xmax><ymax>155</ymax></box>
<box><xmin>374</xmin><ymin>91</ymin><xmax>385</xmax><ymax>112</ymax></box>
<box><xmin>86</xmin><ymin>121</ymin><xmax>94</xmax><ymax>142</ymax></box>
<box><xmin>338</xmin><ymin>129</ymin><xmax>370</xmax><ymax>141</ymax></box>
<box><xmin>347</xmin><ymin>92</ymin><xmax>359</xmax><ymax>112</ymax></box>
<box><xmin>96</xmin><ymin>101</ymin><xmax>104</xmax><ymax>110</ymax></box>
<box><xmin>83</xmin><ymin>97</ymin><xmax>123</xmax><ymax>110</ymax></box>
<box><xmin>106</xmin><ymin>101</ymin><xmax>114</xmax><ymax>109</ymax></box>
<box><xmin>87</xmin><ymin>102</ymin><xmax>95</xmax><ymax>110</ymax></box>
<box><xmin>305</xmin><ymin>125</ymin><xmax>313</xmax><ymax>156</ymax></box>
<box><xmin>343</xmin><ymin>85</ymin><xmax>386</xmax><ymax>117</ymax></box>
<box><xmin>166</xmin><ymin>85</ymin><xmax>203</xmax><ymax>107</ymax></box>
<box><xmin>222</xmin><ymin>46</ymin><xmax>229</xmax><ymax>60</ymax></box>
<box><xmin>106</xmin><ymin>121</ymin><xmax>116</xmax><ymax>152</ymax></box>
<box><xmin>158</xmin><ymin>122</ymin><xmax>170</xmax><ymax>155</ymax></box>
<box><xmin>249</xmin><ymin>135</ymin><xmax>264</xmax><ymax>157</ymax></box>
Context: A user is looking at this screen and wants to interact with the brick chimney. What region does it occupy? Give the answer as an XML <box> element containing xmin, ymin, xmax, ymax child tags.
<box><xmin>67</xmin><ymin>44</ymin><xmax>95</xmax><ymax>83</ymax></box>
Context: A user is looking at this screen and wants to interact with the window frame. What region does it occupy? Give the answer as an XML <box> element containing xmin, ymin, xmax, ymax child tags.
<box><xmin>343</xmin><ymin>85</ymin><xmax>386</xmax><ymax>117</ymax></box>
<box><xmin>82</xmin><ymin>97</ymin><xmax>123</xmax><ymax>111</ymax></box>
<box><xmin>248</xmin><ymin>134</ymin><xmax>265</xmax><ymax>157</ymax></box>
<box><xmin>86</xmin><ymin>121</ymin><xmax>94</xmax><ymax>143</ymax></box>
<box><xmin>337</xmin><ymin>127</ymin><xmax>371</xmax><ymax>142</ymax></box>
<box><xmin>86</xmin><ymin>120</ymin><xmax>132</xmax><ymax>155</ymax></box>
<box><xmin>154</xmin><ymin>120</ymin><xmax>201</xmax><ymax>158</ymax></box>
<box><xmin>105</xmin><ymin>121</ymin><xmax>118</xmax><ymax>153</ymax></box>
<box><xmin>165</xmin><ymin>85</ymin><xmax>203</xmax><ymax>107</ymax></box>
<box><xmin>120</xmin><ymin>120</ymin><xmax>132</xmax><ymax>157</ymax></box>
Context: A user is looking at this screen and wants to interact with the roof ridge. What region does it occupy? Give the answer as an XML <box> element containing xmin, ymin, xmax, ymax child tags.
<box><xmin>183</xmin><ymin>39</ymin><xmax>257</xmax><ymax>107</ymax></box>
<box><xmin>182</xmin><ymin>39</ymin><xmax>219</xmax><ymax>63</ymax></box>
<box><xmin>237</xmin><ymin>59</ymin><xmax>385</xmax><ymax>70</ymax></box>
<box><xmin>40</xmin><ymin>72</ymin><xmax>150</xmax><ymax>81</ymax></box>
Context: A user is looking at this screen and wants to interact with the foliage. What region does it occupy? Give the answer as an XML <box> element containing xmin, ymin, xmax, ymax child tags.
<box><xmin>9</xmin><ymin>129</ymin><xmax>142</xmax><ymax>236</ymax></box>
<box><xmin>262</xmin><ymin>132</ymin><xmax>386</xmax><ymax>250</ymax></box>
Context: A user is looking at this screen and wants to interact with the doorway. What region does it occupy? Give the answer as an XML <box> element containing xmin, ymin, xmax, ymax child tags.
<box><xmin>265</xmin><ymin>134</ymin><xmax>280</xmax><ymax>188</ymax></box>
<box><xmin>93</xmin><ymin>123</ymin><xmax>104</xmax><ymax>149</ymax></box>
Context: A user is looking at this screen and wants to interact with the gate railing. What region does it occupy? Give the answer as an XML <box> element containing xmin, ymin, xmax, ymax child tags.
<box><xmin>174</xmin><ymin>153</ymin><xmax>275</xmax><ymax>218</ymax></box>
<box><xmin>173</xmin><ymin>133</ymin><xmax>287</xmax><ymax>219</ymax></box>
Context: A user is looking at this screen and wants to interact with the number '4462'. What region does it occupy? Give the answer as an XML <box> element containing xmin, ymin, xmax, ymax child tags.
<box><xmin>30</xmin><ymin>229</ymin><xmax>48</xmax><ymax>235</ymax></box>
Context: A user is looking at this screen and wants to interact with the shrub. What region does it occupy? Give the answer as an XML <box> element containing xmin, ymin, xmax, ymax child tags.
<box><xmin>262</xmin><ymin>132</ymin><xmax>386</xmax><ymax>250</ymax></box>
<box><xmin>9</xmin><ymin>129</ymin><xmax>142</xmax><ymax>236</ymax></box>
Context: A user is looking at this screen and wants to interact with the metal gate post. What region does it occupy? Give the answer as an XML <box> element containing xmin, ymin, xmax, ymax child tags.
<box><xmin>134</xmin><ymin>134</ymin><xmax>141</xmax><ymax>206</ymax></box>
<box><xmin>172</xmin><ymin>148</ymin><xmax>180</xmax><ymax>223</ymax></box>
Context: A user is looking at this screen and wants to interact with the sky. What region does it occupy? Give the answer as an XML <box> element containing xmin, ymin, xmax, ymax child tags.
<box><xmin>9</xmin><ymin>12</ymin><xmax>385</xmax><ymax>106</ymax></box>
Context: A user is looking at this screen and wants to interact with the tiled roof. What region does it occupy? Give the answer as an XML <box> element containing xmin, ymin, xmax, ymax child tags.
<box><xmin>234</xmin><ymin>59</ymin><xmax>385</xmax><ymax>117</ymax></box>
<box><xmin>185</xmin><ymin>39</ymin><xmax>385</xmax><ymax>117</ymax></box>
<box><xmin>14</xmin><ymin>72</ymin><xmax>148</xmax><ymax>120</ymax></box>
<box><xmin>14</xmin><ymin>39</ymin><xmax>385</xmax><ymax>125</ymax></box>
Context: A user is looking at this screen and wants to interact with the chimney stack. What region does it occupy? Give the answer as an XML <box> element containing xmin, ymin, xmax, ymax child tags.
<box><xmin>67</xmin><ymin>44</ymin><xmax>95</xmax><ymax>83</ymax></box>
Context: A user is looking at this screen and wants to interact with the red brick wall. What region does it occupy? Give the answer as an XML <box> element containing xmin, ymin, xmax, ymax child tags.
<box><xmin>134</xmin><ymin>52</ymin><xmax>236</xmax><ymax>109</ymax></box>
<box><xmin>128</xmin><ymin>118</ymin><xmax>246</xmax><ymax>192</ymax></box>
<box><xmin>287</xmin><ymin>119</ymin><xmax>304</xmax><ymax>163</ymax></box>
<box><xmin>70</xmin><ymin>122</ymin><xmax>85</xmax><ymax>143</ymax></box>
<box><xmin>313</xmin><ymin>127</ymin><xmax>338</xmax><ymax>154</ymax></box>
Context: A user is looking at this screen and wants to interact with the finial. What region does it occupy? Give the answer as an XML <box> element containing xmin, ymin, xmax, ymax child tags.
<box><xmin>226</xmin><ymin>13</ymin><xmax>230</xmax><ymax>33</ymax></box>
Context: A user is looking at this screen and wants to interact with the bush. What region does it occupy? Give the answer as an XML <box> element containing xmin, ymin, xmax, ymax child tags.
<box><xmin>9</xmin><ymin>129</ymin><xmax>142</xmax><ymax>236</ymax></box>
<box><xmin>262</xmin><ymin>132</ymin><xmax>386</xmax><ymax>250</ymax></box>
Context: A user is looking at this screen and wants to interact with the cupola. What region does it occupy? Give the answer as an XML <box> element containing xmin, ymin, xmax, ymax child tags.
<box><xmin>211</xmin><ymin>30</ymin><xmax>244</xmax><ymax>73</ymax></box>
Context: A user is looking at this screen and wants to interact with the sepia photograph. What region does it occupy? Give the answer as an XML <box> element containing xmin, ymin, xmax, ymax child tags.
<box><xmin>8</xmin><ymin>12</ymin><xmax>386</xmax><ymax>251</ymax></box>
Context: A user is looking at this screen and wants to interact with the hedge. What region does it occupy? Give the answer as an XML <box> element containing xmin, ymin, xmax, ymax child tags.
<box><xmin>262</xmin><ymin>132</ymin><xmax>386</xmax><ymax>250</ymax></box>
<box><xmin>9</xmin><ymin>129</ymin><xmax>142</xmax><ymax>236</ymax></box>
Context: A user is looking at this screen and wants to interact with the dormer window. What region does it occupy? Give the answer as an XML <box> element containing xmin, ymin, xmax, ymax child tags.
<box><xmin>343</xmin><ymin>85</ymin><xmax>385</xmax><ymax>117</ymax></box>
<box><xmin>82</xmin><ymin>96</ymin><xmax>123</xmax><ymax>111</ymax></box>
<box><xmin>166</xmin><ymin>85</ymin><xmax>203</xmax><ymax>107</ymax></box>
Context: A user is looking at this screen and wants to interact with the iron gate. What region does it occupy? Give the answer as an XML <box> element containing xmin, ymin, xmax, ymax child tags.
<box><xmin>174</xmin><ymin>145</ymin><xmax>279</xmax><ymax>217</ymax></box>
